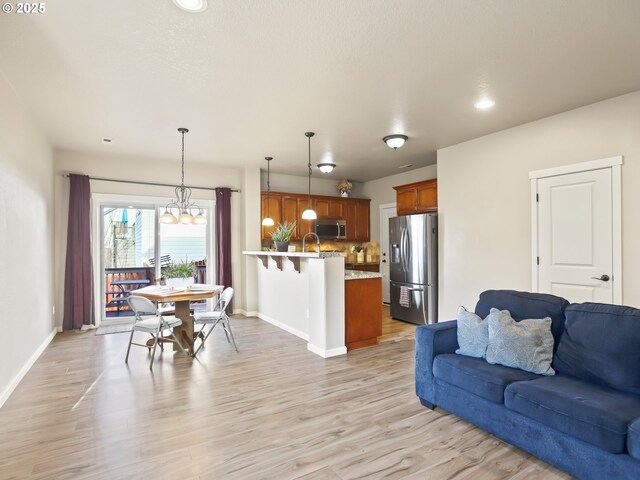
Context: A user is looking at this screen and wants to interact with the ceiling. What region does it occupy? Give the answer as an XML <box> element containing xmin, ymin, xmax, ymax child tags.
<box><xmin>1</xmin><ymin>1</ymin><xmax>639</xmax><ymax>182</ymax></box>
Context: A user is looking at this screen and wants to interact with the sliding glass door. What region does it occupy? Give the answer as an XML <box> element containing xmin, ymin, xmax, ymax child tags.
<box><xmin>96</xmin><ymin>195</ymin><xmax>214</xmax><ymax>324</ymax></box>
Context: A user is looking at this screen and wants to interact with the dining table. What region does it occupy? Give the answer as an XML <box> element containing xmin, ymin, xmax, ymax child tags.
<box><xmin>130</xmin><ymin>284</ymin><xmax>223</xmax><ymax>355</ymax></box>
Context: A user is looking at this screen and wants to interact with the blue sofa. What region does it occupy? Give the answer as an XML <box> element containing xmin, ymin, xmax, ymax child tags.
<box><xmin>416</xmin><ymin>290</ymin><xmax>640</xmax><ymax>479</ymax></box>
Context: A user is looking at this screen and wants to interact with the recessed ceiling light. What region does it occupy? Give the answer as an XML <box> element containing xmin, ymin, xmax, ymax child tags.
<box><xmin>383</xmin><ymin>134</ymin><xmax>408</xmax><ymax>149</ymax></box>
<box><xmin>172</xmin><ymin>0</ymin><xmax>208</xmax><ymax>13</ymax></box>
<box><xmin>474</xmin><ymin>98</ymin><xmax>495</xmax><ymax>110</ymax></box>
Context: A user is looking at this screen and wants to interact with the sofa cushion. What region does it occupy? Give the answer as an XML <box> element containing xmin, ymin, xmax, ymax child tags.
<box><xmin>554</xmin><ymin>303</ymin><xmax>640</xmax><ymax>395</ymax></box>
<box><xmin>486</xmin><ymin>309</ymin><xmax>555</xmax><ymax>375</ymax></box>
<box><xmin>475</xmin><ymin>290</ymin><xmax>569</xmax><ymax>351</ymax></box>
<box><xmin>433</xmin><ymin>353</ymin><xmax>541</xmax><ymax>404</ymax></box>
<box><xmin>455</xmin><ymin>306</ymin><xmax>495</xmax><ymax>358</ymax></box>
<box><xmin>628</xmin><ymin>417</ymin><xmax>640</xmax><ymax>462</ymax></box>
<box><xmin>505</xmin><ymin>375</ymin><xmax>640</xmax><ymax>453</ymax></box>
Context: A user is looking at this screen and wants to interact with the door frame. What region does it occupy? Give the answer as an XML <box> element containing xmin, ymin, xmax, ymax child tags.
<box><xmin>379</xmin><ymin>202</ymin><xmax>396</xmax><ymax>304</ymax></box>
<box><xmin>529</xmin><ymin>156</ymin><xmax>623</xmax><ymax>303</ymax></box>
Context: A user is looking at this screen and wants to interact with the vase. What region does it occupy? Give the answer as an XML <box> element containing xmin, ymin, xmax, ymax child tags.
<box><xmin>357</xmin><ymin>252</ymin><xmax>365</xmax><ymax>263</ymax></box>
<box><xmin>274</xmin><ymin>241</ymin><xmax>290</xmax><ymax>252</ymax></box>
<box><xmin>165</xmin><ymin>277</ymin><xmax>194</xmax><ymax>289</ymax></box>
<box><xmin>340</xmin><ymin>191</ymin><xmax>350</xmax><ymax>198</ymax></box>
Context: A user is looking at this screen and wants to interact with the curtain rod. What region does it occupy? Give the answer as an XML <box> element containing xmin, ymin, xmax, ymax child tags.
<box><xmin>62</xmin><ymin>173</ymin><xmax>241</xmax><ymax>193</ymax></box>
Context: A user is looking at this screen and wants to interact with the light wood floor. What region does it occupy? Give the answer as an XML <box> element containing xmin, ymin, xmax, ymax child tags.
<box><xmin>0</xmin><ymin>315</ymin><xmax>570</xmax><ymax>480</ymax></box>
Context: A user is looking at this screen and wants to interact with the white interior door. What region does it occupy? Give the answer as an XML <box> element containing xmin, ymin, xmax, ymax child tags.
<box><xmin>380</xmin><ymin>204</ymin><xmax>396</xmax><ymax>303</ymax></box>
<box><xmin>536</xmin><ymin>168</ymin><xmax>614</xmax><ymax>303</ymax></box>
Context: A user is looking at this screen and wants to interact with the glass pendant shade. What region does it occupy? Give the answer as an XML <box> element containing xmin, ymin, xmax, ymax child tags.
<box><xmin>178</xmin><ymin>212</ymin><xmax>194</xmax><ymax>224</ymax></box>
<box><xmin>193</xmin><ymin>211</ymin><xmax>208</xmax><ymax>225</ymax></box>
<box><xmin>317</xmin><ymin>163</ymin><xmax>336</xmax><ymax>173</ymax></box>
<box><xmin>262</xmin><ymin>216</ymin><xmax>275</xmax><ymax>226</ymax></box>
<box><xmin>160</xmin><ymin>210</ymin><xmax>178</xmax><ymax>224</ymax></box>
<box><xmin>302</xmin><ymin>209</ymin><xmax>317</xmax><ymax>220</ymax></box>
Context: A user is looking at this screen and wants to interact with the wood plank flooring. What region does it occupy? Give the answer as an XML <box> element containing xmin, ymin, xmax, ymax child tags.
<box><xmin>0</xmin><ymin>315</ymin><xmax>571</xmax><ymax>480</ymax></box>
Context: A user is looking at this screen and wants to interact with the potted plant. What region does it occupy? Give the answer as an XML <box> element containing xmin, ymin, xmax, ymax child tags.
<box><xmin>337</xmin><ymin>179</ymin><xmax>353</xmax><ymax>197</ymax></box>
<box><xmin>162</xmin><ymin>260</ymin><xmax>196</xmax><ymax>288</ymax></box>
<box><xmin>271</xmin><ymin>221</ymin><xmax>297</xmax><ymax>252</ymax></box>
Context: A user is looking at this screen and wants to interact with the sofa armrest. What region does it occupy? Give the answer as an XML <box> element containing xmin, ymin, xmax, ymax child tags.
<box><xmin>415</xmin><ymin>320</ymin><xmax>458</xmax><ymax>405</ymax></box>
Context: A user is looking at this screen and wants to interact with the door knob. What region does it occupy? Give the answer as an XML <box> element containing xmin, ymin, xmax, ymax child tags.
<box><xmin>591</xmin><ymin>274</ymin><xmax>610</xmax><ymax>282</ymax></box>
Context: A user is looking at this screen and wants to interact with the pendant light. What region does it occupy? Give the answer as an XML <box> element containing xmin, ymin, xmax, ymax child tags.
<box><xmin>301</xmin><ymin>132</ymin><xmax>317</xmax><ymax>220</ymax></box>
<box><xmin>160</xmin><ymin>128</ymin><xmax>207</xmax><ymax>225</ymax></box>
<box><xmin>261</xmin><ymin>156</ymin><xmax>275</xmax><ymax>226</ymax></box>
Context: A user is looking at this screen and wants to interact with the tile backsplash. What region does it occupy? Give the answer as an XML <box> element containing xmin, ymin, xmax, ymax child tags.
<box><xmin>261</xmin><ymin>241</ymin><xmax>380</xmax><ymax>262</ymax></box>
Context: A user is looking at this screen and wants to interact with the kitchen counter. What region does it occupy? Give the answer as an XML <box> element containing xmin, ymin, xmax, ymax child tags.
<box><xmin>244</xmin><ymin>251</ymin><xmax>345</xmax><ymax>258</ymax></box>
<box><xmin>344</xmin><ymin>270</ymin><xmax>383</xmax><ymax>281</ymax></box>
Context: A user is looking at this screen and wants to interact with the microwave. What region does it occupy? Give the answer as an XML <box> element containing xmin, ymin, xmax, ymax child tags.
<box><xmin>314</xmin><ymin>219</ymin><xmax>347</xmax><ymax>240</ymax></box>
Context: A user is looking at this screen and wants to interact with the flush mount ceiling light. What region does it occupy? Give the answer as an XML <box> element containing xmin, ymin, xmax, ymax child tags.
<box><xmin>160</xmin><ymin>128</ymin><xmax>207</xmax><ymax>225</ymax></box>
<box><xmin>474</xmin><ymin>97</ymin><xmax>495</xmax><ymax>110</ymax></box>
<box><xmin>383</xmin><ymin>134</ymin><xmax>408</xmax><ymax>149</ymax></box>
<box><xmin>262</xmin><ymin>157</ymin><xmax>275</xmax><ymax>227</ymax></box>
<box><xmin>301</xmin><ymin>132</ymin><xmax>317</xmax><ymax>220</ymax></box>
<box><xmin>172</xmin><ymin>0</ymin><xmax>208</xmax><ymax>13</ymax></box>
<box><xmin>317</xmin><ymin>163</ymin><xmax>336</xmax><ymax>173</ymax></box>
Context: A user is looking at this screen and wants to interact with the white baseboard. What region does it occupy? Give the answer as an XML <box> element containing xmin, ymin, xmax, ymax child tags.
<box><xmin>257</xmin><ymin>313</ymin><xmax>309</xmax><ymax>341</ymax></box>
<box><xmin>307</xmin><ymin>344</ymin><xmax>347</xmax><ymax>358</ymax></box>
<box><xmin>234</xmin><ymin>308</ymin><xmax>258</xmax><ymax>318</ymax></box>
<box><xmin>0</xmin><ymin>327</ymin><xmax>58</xmax><ymax>408</ymax></box>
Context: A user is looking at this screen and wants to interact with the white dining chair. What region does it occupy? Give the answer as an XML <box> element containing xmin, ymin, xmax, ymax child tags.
<box><xmin>126</xmin><ymin>295</ymin><xmax>189</xmax><ymax>369</ymax></box>
<box><xmin>193</xmin><ymin>287</ymin><xmax>237</xmax><ymax>356</ymax></box>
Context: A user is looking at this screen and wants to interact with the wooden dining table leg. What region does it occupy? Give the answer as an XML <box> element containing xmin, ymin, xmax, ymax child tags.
<box><xmin>173</xmin><ymin>300</ymin><xmax>194</xmax><ymax>355</ymax></box>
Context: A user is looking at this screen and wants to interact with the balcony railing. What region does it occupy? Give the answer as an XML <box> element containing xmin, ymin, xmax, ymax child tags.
<box><xmin>104</xmin><ymin>263</ymin><xmax>208</xmax><ymax>317</ymax></box>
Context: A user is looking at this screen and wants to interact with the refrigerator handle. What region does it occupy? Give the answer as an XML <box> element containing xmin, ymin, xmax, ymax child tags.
<box><xmin>403</xmin><ymin>227</ymin><xmax>410</xmax><ymax>273</ymax></box>
<box><xmin>399</xmin><ymin>227</ymin><xmax>406</xmax><ymax>273</ymax></box>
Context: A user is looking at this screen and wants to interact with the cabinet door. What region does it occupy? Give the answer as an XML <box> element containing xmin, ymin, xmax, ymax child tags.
<box><xmin>329</xmin><ymin>199</ymin><xmax>344</xmax><ymax>218</ymax></box>
<box><xmin>344</xmin><ymin>201</ymin><xmax>358</xmax><ymax>240</ymax></box>
<box><xmin>355</xmin><ymin>200</ymin><xmax>370</xmax><ymax>242</ymax></box>
<box><xmin>314</xmin><ymin>198</ymin><xmax>330</xmax><ymax>218</ymax></box>
<box><xmin>261</xmin><ymin>194</ymin><xmax>282</xmax><ymax>241</ymax></box>
<box><xmin>396</xmin><ymin>187</ymin><xmax>417</xmax><ymax>215</ymax></box>
<box><xmin>298</xmin><ymin>197</ymin><xmax>314</xmax><ymax>239</ymax></box>
<box><xmin>416</xmin><ymin>180</ymin><xmax>437</xmax><ymax>212</ymax></box>
<box><xmin>281</xmin><ymin>195</ymin><xmax>300</xmax><ymax>240</ymax></box>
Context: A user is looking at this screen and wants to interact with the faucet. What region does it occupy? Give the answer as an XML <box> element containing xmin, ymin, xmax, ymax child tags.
<box><xmin>302</xmin><ymin>232</ymin><xmax>320</xmax><ymax>253</ymax></box>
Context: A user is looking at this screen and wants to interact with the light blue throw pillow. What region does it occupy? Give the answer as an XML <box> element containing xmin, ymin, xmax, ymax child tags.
<box><xmin>486</xmin><ymin>309</ymin><xmax>555</xmax><ymax>376</ymax></box>
<box><xmin>455</xmin><ymin>306</ymin><xmax>489</xmax><ymax>358</ymax></box>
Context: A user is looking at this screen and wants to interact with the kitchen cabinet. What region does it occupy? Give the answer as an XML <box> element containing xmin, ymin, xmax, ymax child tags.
<box><xmin>281</xmin><ymin>195</ymin><xmax>301</xmax><ymax>240</ymax></box>
<box><xmin>259</xmin><ymin>192</ymin><xmax>370</xmax><ymax>242</ymax></box>
<box><xmin>393</xmin><ymin>179</ymin><xmax>437</xmax><ymax>215</ymax></box>
<box><xmin>260</xmin><ymin>193</ymin><xmax>282</xmax><ymax>241</ymax></box>
<box><xmin>345</xmin><ymin>277</ymin><xmax>382</xmax><ymax>350</ymax></box>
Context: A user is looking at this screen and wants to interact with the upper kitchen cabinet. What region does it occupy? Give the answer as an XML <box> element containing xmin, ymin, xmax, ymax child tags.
<box><xmin>393</xmin><ymin>179</ymin><xmax>438</xmax><ymax>215</ymax></box>
<box><xmin>261</xmin><ymin>193</ymin><xmax>282</xmax><ymax>240</ymax></box>
<box><xmin>259</xmin><ymin>192</ymin><xmax>370</xmax><ymax>242</ymax></box>
<box><xmin>314</xmin><ymin>198</ymin><xmax>344</xmax><ymax>218</ymax></box>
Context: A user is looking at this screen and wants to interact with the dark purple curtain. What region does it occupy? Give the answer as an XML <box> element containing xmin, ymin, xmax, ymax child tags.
<box><xmin>215</xmin><ymin>187</ymin><xmax>233</xmax><ymax>312</ymax></box>
<box><xmin>63</xmin><ymin>174</ymin><xmax>94</xmax><ymax>330</ymax></box>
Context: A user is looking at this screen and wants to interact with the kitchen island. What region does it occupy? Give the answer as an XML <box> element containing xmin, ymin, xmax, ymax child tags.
<box><xmin>345</xmin><ymin>270</ymin><xmax>383</xmax><ymax>350</ymax></box>
<box><xmin>244</xmin><ymin>251</ymin><xmax>347</xmax><ymax>357</ymax></box>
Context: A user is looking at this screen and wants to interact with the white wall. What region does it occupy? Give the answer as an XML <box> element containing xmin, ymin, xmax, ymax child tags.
<box><xmin>53</xmin><ymin>150</ymin><xmax>258</xmax><ymax>321</ymax></box>
<box><xmin>262</xmin><ymin>172</ymin><xmax>365</xmax><ymax>198</ymax></box>
<box><xmin>437</xmin><ymin>90</ymin><xmax>640</xmax><ymax>320</ymax></box>
<box><xmin>0</xmin><ymin>73</ymin><xmax>55</xmax><ymax>406</ymax></box>
<box><xmin>362</xmin><ymin>165</ymin><xmax>438</xmax><ymax>242</ymax></box>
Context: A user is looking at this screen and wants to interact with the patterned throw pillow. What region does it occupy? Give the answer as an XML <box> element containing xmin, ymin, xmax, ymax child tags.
<box><xmin>456</xmin><ymin>306</ymin><xmax>490</xmax><ymax>358</ymax></box>
<box><xmin>486</xmin><ymin>309</ymin><xmax>555</xmax><ymax>376</ymax></box>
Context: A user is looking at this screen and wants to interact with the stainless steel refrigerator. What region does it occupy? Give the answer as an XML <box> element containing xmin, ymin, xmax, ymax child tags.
<box><xmin>389</xmin><ymin>213</ymin><xmax>438</xmax><ymax>325</ymax></box>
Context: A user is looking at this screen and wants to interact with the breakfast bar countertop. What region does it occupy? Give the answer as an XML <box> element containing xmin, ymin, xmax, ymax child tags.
<box><xmin>344</xmin><ymin>270</ymin><xmax>383</xmax><ymax>281</ymax></box>
<box><xmin>243</xmin><ymin>251</ymin><xmax>345</xmax><ymax>258</ymax></box>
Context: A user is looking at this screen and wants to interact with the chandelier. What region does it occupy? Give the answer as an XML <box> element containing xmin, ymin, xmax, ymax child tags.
<box><xmin>160</xmin><ymin>128</ymin><xmax>207</xmax><ymax>225</ymax></box>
